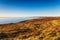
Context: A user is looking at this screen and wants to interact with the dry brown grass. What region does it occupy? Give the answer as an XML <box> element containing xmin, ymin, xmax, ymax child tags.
<box><xmin>0</xmin><ymin>17</ymin><xmax>60</xmax><ymax>40</ymax></box>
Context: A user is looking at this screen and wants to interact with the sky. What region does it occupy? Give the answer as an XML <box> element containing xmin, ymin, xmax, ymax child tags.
<box><xmin>0</xmin><ymin>0</ymin><xmax>60</xmax><ymax>24</ymax></box>
<box><xmin>0</xmin><ymin>0</ymin><xmax>60</xmax><ymax>17</ymax></box>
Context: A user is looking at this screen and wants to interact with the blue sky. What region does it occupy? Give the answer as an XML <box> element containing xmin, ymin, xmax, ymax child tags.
<box><xmin>0</xmin><ymin>0</ymin><xmax>60</xmax><ymax>17</ymax></box>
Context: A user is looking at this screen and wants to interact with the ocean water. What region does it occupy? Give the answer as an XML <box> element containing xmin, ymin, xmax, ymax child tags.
<box><xmin>0</xmin><ymin>17</ymin><xmax>33</xmax><ymax>24</ymax></box>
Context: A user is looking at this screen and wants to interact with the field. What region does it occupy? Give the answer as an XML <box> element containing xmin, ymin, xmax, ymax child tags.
<box><xmin>0</xmin><ymin>17</ymin><xmax>60</xmax><ymax>40</ymax></box>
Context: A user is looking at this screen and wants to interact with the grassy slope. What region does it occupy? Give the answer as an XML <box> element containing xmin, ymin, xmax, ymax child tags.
<box><xmin>0</xmin><ymin>17</ymin><xmax>60</xmax><ymax>40</ymax></box>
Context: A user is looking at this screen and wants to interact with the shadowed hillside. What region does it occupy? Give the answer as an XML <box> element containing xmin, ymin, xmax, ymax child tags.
<box><xmin>0</xmin><ymin>17</ymin><xmax>60</xmax><ymax>40</ymax></box>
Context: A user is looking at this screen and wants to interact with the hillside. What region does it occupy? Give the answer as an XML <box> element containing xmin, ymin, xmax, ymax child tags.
<box><xmin>0</xmin><ymin>17</ymin><xmax>60</xmax><ymax>40</ymax></box>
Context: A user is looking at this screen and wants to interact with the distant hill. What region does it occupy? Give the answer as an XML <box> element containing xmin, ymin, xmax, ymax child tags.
<box><xmin>0</xmin><ymin>17</ymin><xmax>60</xmax><ymax>40</ymax></box>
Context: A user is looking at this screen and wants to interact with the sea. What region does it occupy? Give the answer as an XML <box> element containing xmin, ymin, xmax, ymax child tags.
<box><xmin>0</xmin><ymin>17</ymin><xmax>38</xmax><ymax>24</ymax></box>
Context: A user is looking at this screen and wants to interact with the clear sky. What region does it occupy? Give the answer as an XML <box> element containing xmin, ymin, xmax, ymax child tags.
<box><xmin>0</xmin><ymin>0</ymin><xmax>60</xmax><ymax>17</ymax></box>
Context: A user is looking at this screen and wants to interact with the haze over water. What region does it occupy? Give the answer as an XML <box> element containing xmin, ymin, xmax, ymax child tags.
<box><xmin>0</xmin><ymin>17</ymin><xmax>33</xmax><ymax>24</ymax></box>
